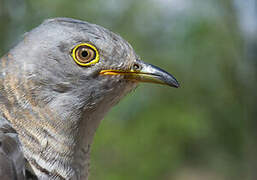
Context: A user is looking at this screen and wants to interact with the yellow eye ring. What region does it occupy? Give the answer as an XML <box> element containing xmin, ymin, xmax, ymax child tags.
<box><xmin>72</xmin><ymin>43</ymin><xmax>99</xmax><ymax>66</ymax></box>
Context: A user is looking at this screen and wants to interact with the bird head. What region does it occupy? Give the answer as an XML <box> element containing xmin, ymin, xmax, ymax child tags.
<box><xmin>8</xmin><ymin>18</ymin><xmax>179</xmax><ymax>114</ymax></box>
<box><xmin>2</xmin><ymin>18</ymin><xmax>179</xmax><ymax>179</ymax></box>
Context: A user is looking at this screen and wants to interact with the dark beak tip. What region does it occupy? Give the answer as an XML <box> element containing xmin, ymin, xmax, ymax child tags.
<box><xmin>173</xmin><ymin>83</ymin><xmax>180</xmax><ymax>88</ymax></box>
<box><xmin>175</xmin><ymin>80</ymin><xmax>180</xmax><ymax>88</ymax></box>
<box><xmin>170</xmin><ymin>81</ymin><xmax>180</xmax><ymax>88</ymax></box>
<box><xmin>165</xmin><ymin>76</ymin><xmax>180</xmax><ymax>88</ymax></box>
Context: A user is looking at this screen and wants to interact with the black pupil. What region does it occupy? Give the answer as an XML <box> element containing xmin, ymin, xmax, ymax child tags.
<box><xmin>81</xmin><ymin>50</ymin><xmax>88</xmax><ymax>58</ymax></box>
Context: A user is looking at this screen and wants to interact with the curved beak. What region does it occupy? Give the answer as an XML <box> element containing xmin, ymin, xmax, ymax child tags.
<box><xmin>100</xmin><ymin>60</ymin><xmax>179</xmax><ymax>88</ymax></box>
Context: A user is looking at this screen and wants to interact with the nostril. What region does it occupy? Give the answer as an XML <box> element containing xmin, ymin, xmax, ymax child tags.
<box><xmin>132</xmin><ymin>63</ymin><xmax>141</xmax><ymax>71</ymax></box>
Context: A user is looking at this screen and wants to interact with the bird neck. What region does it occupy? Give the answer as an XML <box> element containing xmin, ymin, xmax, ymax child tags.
<box><xmin>0</xmin><ymin>76</ymin><xmax>126</xmax><ymax>179</ymax></box>
<box><xmin>0</xmin><ymin>72</ymin><xmax>91</xmax><ymax>179</ymax></box>
<box><xmin>1</xmin><ymin>90</ymin><xmax>108</xmax><ymax>179</ymax></box>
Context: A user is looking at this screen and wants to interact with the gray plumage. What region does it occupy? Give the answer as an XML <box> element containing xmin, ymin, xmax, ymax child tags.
<box><xmin>0</xmin><ymin>116</ymin><xmax>25</xmax><ymax>180</ymax></box>
<box><xmin>0</xmin><ymin>18</ymin><xmax>179</xmax><ymax>180</ymax></box>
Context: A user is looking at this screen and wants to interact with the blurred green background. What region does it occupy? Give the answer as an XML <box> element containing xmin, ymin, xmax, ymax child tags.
<box><xmin>0</xmin><ymin>0</ymin><xmax>256</xmax><ymax>179</ymax></box>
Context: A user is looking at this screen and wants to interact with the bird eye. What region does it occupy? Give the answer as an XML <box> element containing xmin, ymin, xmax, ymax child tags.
<box><xmin>72</xmin><ymin>43</ymin><xmax>99</xmax><ymax>66</ymax></box>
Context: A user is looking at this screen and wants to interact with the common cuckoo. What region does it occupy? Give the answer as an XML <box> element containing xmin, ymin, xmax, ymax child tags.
<box><xmin>0</xmin><ymin>18</ymin><xmax>179</xmax><ymax>179</ymax></box>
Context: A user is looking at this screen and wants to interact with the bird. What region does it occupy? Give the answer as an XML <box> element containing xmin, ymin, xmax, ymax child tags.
<box><xmin>0</xmin><ymin>17</ymin><xmax>179</xmax><ymax>180</ymax></box>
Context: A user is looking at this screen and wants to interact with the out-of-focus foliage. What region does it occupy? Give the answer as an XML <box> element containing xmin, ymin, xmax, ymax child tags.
<box><xmin>0</xmin><ymin>0</ymin><xmax>256</xmax><ymax>179</ymax></box>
